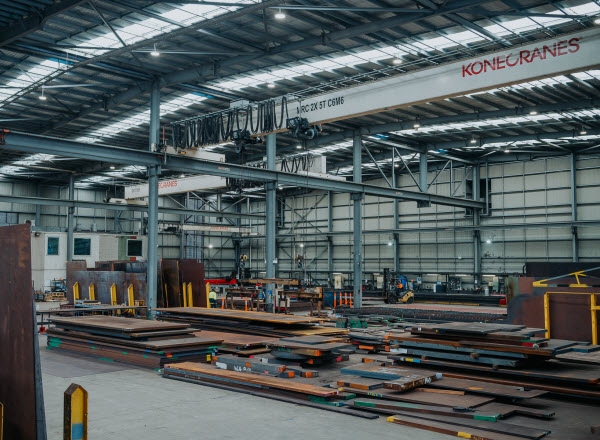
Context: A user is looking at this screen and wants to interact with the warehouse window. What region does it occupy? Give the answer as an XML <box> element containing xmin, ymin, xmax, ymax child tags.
<box><xmin>74</xmin><ymin>238</ymin><xmax>91</xmax><ymax>256</ymax></box>
<box><xmin>47</xmin><ymin>237</ymin><xmax>59</xmax><ymax>255</ymax></box>
<box><xmin>127</xmin><ymin>239</ymin><xmax>143</xmax><ymax>257</ymax></box>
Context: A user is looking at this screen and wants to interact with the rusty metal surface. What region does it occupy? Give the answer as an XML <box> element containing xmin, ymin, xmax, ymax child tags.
<box><xmin>507</xmin><ymin>280</ymin><xmax>600</xmax><ymax>342</ymax></box>
<box><xmin>178</xmin><ymin>259</ymin><xmax>206</xmax><ymax>308</ymax></box>
<box><xmin>0</xmin><ymin>224</ymin><xmax>41</xmax><ymax>440</ymax></box>
<box><xmin>162</xmin><ymin>260</ymin><xmax>181</xmax><ymax>307</ymax></box>
<box><xmin>66</xmin><ymin>259</ymin><xmax>203</xmax><ymax>308</ymax></box>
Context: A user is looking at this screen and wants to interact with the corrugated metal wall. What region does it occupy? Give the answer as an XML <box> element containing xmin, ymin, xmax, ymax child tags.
<box><xmin>2</xmin><ymin>153</ymin><xmax>598</xmax><ymax>283</ymax></box>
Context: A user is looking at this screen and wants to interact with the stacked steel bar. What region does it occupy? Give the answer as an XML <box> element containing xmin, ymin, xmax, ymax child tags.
<box><xmin>155</xmin><ymin>307</ymin><xmax>347</xmax><ymax>337</ymax></box>
<box><xmin>47</xmin><ymin>316</ymin><xmax>223</xmax><ymax>369</ymax></box>
<box><xmin>383</xmin><ymin>322</ymin><xmax>600</xmax><ymax>397</ymax></box>
<box><xmin>268</xmin><ymin>335</ymin><xmax>353</xmax><ymax>366</ymax></box>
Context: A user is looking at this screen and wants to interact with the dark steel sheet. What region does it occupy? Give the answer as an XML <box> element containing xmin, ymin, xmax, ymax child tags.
<box><xmin>178</xmin><ymin>259</ymin><xmax>207</xmax><ymax>308</ymax></box>
<box><xmin>0</xmin><ymin>224</ymin><xmax>42</xmax><ymax>440</ymax></box>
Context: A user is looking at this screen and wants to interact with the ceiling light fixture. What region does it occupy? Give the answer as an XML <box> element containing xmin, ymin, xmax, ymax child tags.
<box><xmin>413</xmin><ymin>120</ymin><xmax>421</xmax><ymax>129</ymax></box>
<box><xmin>296</xmin><ymin>145</ymin><xmax>302</xmax><ymax>149</ymax></box>
<box><xmin>275</xmin><ymin>8</ymin><xmax>286</xmax><ymax>19</ymax></box>
<box><xmin>580</xmin><ymin>127</ymin><xmax>588</xmax><ymax>135</ymax></box>
<box><xmin>387</xmin><ymin>241</ymin><xmax>393</xmax><ymax>246</ymax></box>
<box><xmin>470</xmin><ymin>137</ymin><xmax>477</xmax><ymax>144</ymax></box>
<box><xmin>529</xmin><ymin>110</ymin><xmax>538</xmax><ymax>115</ymax></box>
<box><xmin>504</xmin><ymin>149</ymin><xmax>510</xmax><ymax>153</ymax></box>
<box><xmin>595</xmin><ymin>17</ymin><xmax>600</xmax><ymax>25</ymax></box>
<box><xmin>180</xmin><ymin>173</ymin><xmax>185</xmax><ymax>178</ymax></box>
<box><xmin>299</xmin><ymin>243</ymin><xmax>304</xmax><ymax>248</ymax></box>
<box><xmin>150</xmin><ymin>44</ymin><xmax>160</xmax><ymax>57</ymax></box>
<box><xmin>208</xmin><ymin>244</ymin><xmax>213</xmax><ymax>249</ymax></box>
<box><xmin>267</xmin><ymin>82</ymin><xmax>275</xmax><ymax>88</ymax></box>
<box><xmin>39</xmin><ymin>89</ymin><xmax>47</xmax><ymax>100</ymax></box>
<box><xmin>392</xmin><ymin>58</ymin><xmax>402</xmax><ymax>65</ymax></box>
<box><xmin>485</xmin><ymin>239</ymin><xmax>492</xmax><ymax>244</ymax></box>
<box><xmin>109</xmin><ymin>165</ymin><xmax>115</xmax><ymax>170</ymax></box>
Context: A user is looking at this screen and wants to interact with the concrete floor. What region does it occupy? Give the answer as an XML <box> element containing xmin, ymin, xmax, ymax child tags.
<box><xmin>40</xmin><ymin>338</ymin><xmax>448</xmax><ymax>440</ymax></box>
<box><xmin>37</xmin><ymin>302</ymin><xmax>598</xmax><ymax>440</ymax></box>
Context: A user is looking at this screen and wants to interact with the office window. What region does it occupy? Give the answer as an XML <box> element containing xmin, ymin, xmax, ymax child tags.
<box><xmin>74</xmin><ymin>238</ymin><xmax>91</xmax><ymax>256</ymax></box>
<box><xmin>47</xmin><ymin>237</ymin><xmax>59</xmax><ymax>255</ymax></box>
<box><xmin>127</xmin><ymin>239</ymin><xmax>143</xmax><ymax>257</ymax></box>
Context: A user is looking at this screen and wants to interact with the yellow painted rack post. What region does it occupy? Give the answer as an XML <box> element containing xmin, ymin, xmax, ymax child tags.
<box><xmin>73</xmin><ymin>282</ymin><xmax>79</xmax><ymax>301</ymax></box>
<box><xmin>88</xmin><ymin>283</ymin><xmax>95</xmax><ymax>301</ymax></box>
<box><xmin>64</xmin><ymin>384</ymin><xmax>88</xmax><ymax>440</ymax></box>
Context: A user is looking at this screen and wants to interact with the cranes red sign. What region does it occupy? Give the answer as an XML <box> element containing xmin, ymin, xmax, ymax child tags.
<box><xmin>462</xmin><ymin>37</ymin><xmax>581</xmax><ymax>77</ymax></box>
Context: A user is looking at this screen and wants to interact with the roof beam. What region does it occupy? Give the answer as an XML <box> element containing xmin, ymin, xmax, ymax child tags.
<box><xmin>0</xmin><ymin>0</ymin><xmax>88</xmax><ymax>47</ymax></box>
<box><xmin>40</xmin><ymin>0</ymin><xmax>494</xmax><ymax>133</ymax></box>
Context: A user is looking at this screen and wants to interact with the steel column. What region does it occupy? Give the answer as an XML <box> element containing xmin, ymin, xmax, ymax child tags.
<box><xmin>393</xmin><ymin>173</ymin><xmax>400</xmax><ymax>274</ymax></box>
<box><xmin>35</xmin><ymin>183</ymin><xmax>41</xmax><ymax>227</ymax></box>
<box><xmin>66</xmin><ymin>174</ymin><xmax>74</xmax><ymax>261</ymax></box>
<box><xmin>327</xmin><ymin>191</ymin><xmax>334</xmax><ymax>287</ymax></box>
<box><xmin>472</xmin><ymin>165</ymin><xmax>481</xmax><ymax>288</ymax></box>
<box><xmin>353</xmin><ymin>134</ymin><xmax>363</xmax><ymax>308</ymax></box>
<box><xmin>147</xmin><ymin>166</ymin><xmax>159</xmax><ymax>319</ymax></box>
<box><xmin>571</xmin><ymin>153</ymin><xmax>579</xmax><ymax>262</ymax></box>
<box><xmin>147</xmin><ymin>81</ymin><xmax>160</xmax><ymax>319</ymax></box>
<box><xmin>265</xmin><ymin>134</ymin><xmax>276</xmax><ymax>311</ymax></box>
<box><xmin>419</xmin><ymin>153</ymin><xmax>428</xmax><ymax>192</ymax></box>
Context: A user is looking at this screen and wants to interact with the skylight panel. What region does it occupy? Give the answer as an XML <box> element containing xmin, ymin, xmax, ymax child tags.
<box><xmin>77</xmin><ymin>93</ymin><xmax>206</xmax><ymax>142</ymax></box>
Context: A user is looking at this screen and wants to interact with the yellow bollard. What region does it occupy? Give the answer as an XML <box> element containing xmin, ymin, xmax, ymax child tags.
<box><xmin>127</xmin><ymin>284</ymin><xmax>135</xmax><ymax>315</ymax></box>
<box><xmin>591</xmin><ymin>294</ymin><xmax>598</xmax><ymax>346</ymax></box>
<box><xmin>110</xmin><ymin>283</ymin><xmax>117</xmax><ymax>306</ymax></box>
<box><xmin>88</xmin><ymin>283</ymin><xmax>95</xmax><ymax>301</ymax></box>
<box><xmin>73</xmin><ymin>282</ymin><xmax>79</xmax><ymax>301</ymax></box>
<box><xmin>182</xmin><ymin>283</ymin><xmax>188</xmax><ymax>307</ymax></box>
<box><xmin>544</xmin><ymin>292</ymin><xmax>551</xmax><ymax>339</ymax></box>
<box><xmin>187</xmin><ymin>282</ymin><xmax>193</xmax><ymax>307</ymax></box>
<box><xmin>64</xmin><ymin>383</ymin><xmax>88</xmax><ymax>440</ymax></box>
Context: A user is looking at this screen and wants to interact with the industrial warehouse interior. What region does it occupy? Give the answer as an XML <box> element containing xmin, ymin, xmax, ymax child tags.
<box><xmin>1</xmin><ymin>0</ymin><xmax>600</xmax><ymax>439</ymax></box>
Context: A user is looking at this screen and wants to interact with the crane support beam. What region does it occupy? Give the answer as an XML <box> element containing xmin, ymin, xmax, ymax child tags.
<box><xmin>287</xmin><ymin>28</ymin><xmax>600</xmax><ymax>128</ymax></box>
<box><xmin>2</xmin><ymin>131</ymin><xmax>485</xmax><ymax>209</ymax></box>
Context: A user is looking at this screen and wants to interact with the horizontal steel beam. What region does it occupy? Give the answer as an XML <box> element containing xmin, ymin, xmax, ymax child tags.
<box><xmin>2</xmin><ymin>131</ymin><xmax>485</xmax><ymax>209</ymax></box>
<box><xmin>311</xmin><ymin>98</ymin><xmax>600</xmax><ymax>147</ymax></box>
<box><xmin>0</xmin><ymin>194</ymin><xmax>261</xmax><ymax>220</ymax></box>
<box><xmin>273</xmin><ymin>219</ymin><xmax>600</xmax><ymax>238</ymax></box>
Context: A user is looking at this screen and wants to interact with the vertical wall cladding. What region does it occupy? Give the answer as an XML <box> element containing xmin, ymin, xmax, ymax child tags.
<box><xmin>242</xmin><ymin>154</ymin><xmax>600</xmax><ymax>287</ymax></box>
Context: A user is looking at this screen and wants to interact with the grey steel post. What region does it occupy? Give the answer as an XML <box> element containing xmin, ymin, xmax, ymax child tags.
<box><xmin>393</xmin><ymin>174</ymin><xmax>400</xmax><ymax>274</ymax></box>
<box><xmin>327</xmin><ymin>191</ymin><xmax>334</xmax><ymax>287</ymax></box>
<box><xmin>147</xmin><ymin>79</ymin><xmax>160</xmax><ymax>319</ymax></box>
<box><xmin>265</xmin><ymin>133</ymin><xmax>276</xmax><ymax>311</ymax></box>
<box><xmin>180</xmin><ymin>194</ymin><xmax>186</xmax><ymax>258</ymax></box>
<box><xmin>472</xmin><ymin>164</ymin><xmax>481</xmax><ymax>288</ymax></box>
<box><xmin>419</xmin><ymin>153</ymin><xmax>428</xmax><ymax>192</ymax></box>
<box><xmin>352</xmin><ymin>134</ymin><xmax>363</xmax><ymax>308</ymax></box>
<box><xmin>35</xmin><ymin>183</ymin><xmax>41</xmax><ymax>227</ymax></box>
<box><xmin>66</xmin><ymin>174</ymin><xmax>74</xmax><ymax>261</ymax></box>
<box><xmin>571</xmin><ymin>153</ymin><xmax>579</xmax><ymax>262</ymax></box>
